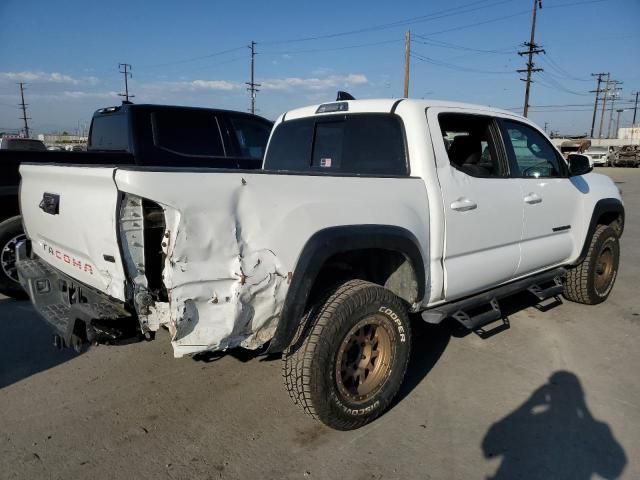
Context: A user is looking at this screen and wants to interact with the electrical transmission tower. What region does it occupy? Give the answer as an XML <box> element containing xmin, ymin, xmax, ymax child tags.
<box><xmin>246</xmin><ymin>41</ymin><xmax>261</xmax><ymax>114</ymax></box>
<box><xmin>589</xmin><ymin>73</ymin><xmax>608</xmax><ymax>138</ymax></box>
<box><xmin>118</xmin><ymin>63</ymin><xmax>135</xmax><ymax>102</ymax></box>
<box><xmin>18</xmin><ymin>82</ymin><xmax>31</xmax><ymax>138</ymax></box>
<box><xmin>518</xmin><ymin>0</ymin><xmax>544</xmax><ymax>117</ymax></box>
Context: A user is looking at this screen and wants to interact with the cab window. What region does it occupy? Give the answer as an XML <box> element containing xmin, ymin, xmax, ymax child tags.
<box><xmin>438</xmin><ymin>113</ymin><xmax>505</xmax><ymax>177</ymax></box>
<box><xmin>501</xmin><ymin>120</ymin><xmax>564</xmax><ymax>178</ymax></box>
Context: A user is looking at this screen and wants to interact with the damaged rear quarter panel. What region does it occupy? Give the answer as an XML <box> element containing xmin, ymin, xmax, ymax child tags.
<box><xmin>114</xmin><ymin>169</ymin><xmax>428</xmax><ymax>357</ymax></box>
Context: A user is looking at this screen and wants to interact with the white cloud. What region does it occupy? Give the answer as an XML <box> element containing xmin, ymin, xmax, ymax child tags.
<box><xmin>0</xmin><ymin>71</ymin><xmax>101</xmax><ymax>86</ymax></box>
<box><xmin>135</xmin><ymin>79</ymin><xmax>242</xmax><ymax>95</ymax></box>
<box><xmin>190</xmin><ymin>80</ymin><xmax>239</xmax><ymax>91</ymax></box>
<box><xmin>261</xmin><ymin>74</ymin><xmax>368</xmax><ymax>91</ymax></box>
<box><xmin>60</xmin><ymin>91</ymin><xmax>119</xmax><ymax>99</ymax></box>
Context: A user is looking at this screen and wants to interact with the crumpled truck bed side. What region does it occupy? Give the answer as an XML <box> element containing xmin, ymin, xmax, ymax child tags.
<box><xmin>114</xmin><ymin>169</ymin><xmax>429</xmax><ymax>357</ymax></box>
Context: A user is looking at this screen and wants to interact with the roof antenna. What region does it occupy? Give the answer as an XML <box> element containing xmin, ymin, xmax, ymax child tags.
<box><xmin>336</xmin><ymin>91</ymin><xmax>355</xmax><ymax>101</ymax></box>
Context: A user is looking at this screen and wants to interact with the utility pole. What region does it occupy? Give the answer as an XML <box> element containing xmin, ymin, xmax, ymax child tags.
<box><xmin>18</xmin><ymin>82</ymin><xmax>31</xmax><ymax>138</ymax></box>
<box><xmin>589</xmin><ymin>73</ymin><xmax>608</xmax><ymax>138</ymax></box>
<box><xmin>632</xmin><ymin>91</ymin><xmax>639</xmax><ymax>126</ymax></box>
<box><xmin>543</xmin><ymin>121</ymin><xmax>549</xmax><ymax>133</ymax></box>
<box><xmin>246</xmin><ymin>41</ymin><xmax>260</xmax><ymax>114</ymax></box>
<box><xmin>607</xmin><ymin>80</ymin><xmax>623</xmax><ymax>138</ymax></box>
<box><xmin>118</xmin><ymin>63</ymin><xmax>134</xmax><ymax>102</ymax></box>
<box><xmin>615</xmin><ymin>109</ymin><xmax>624</xmax><ymax>138</ymax></box>
<box><xmin>598</xmin><ymin>74</ymin><xmax>611</xmax><ymax>138</ymax></box>
<box><xmin>518</xmin><ymin>0</ymin><xmax>544</xmax><ymax>117</ymax></box>
<box><xmin>403</xmin><ymin>31</ymin><xmax>411</xmax><ymax>98</ymax></box>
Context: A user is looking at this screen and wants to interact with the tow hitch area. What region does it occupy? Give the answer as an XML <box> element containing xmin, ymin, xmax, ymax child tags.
<box><xmin>16</xmin><ymin>241</ymin><xmax>138</xmax><ymax>352</ymax></box>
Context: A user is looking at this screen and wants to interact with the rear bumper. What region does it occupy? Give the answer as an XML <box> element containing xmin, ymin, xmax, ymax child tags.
<box><xmin>16</xmin><ymin>241</ymin><xmax>134</xmax><ymax>348</ymax></box>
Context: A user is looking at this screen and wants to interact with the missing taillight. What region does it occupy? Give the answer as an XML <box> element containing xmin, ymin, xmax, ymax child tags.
<box><xmin>142</xmin><ymin>198</ymin><xmax>167</xmax><ymax>301</ymax></box>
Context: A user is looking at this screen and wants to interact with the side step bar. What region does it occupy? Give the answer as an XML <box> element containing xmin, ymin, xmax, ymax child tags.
<box><xmin>422</xmin><ymin>267</ymin><xmax>566</xmax><ymax>332</ymax></box>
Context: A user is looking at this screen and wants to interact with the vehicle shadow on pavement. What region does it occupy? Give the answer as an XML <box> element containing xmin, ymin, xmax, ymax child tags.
<box><xmin>0</xmin><ymin>298</ymin><xmax>77</xmax><ymax>389</ymax></box>
<box><xmin>482</xmin><ymin>371</ymin><xmax>627</xmax><ymax>480</ymax></box>
<box><xmin>394</xmin><ymin>318</ymin><xmax>451</xmax><ymax>404</ymax></box>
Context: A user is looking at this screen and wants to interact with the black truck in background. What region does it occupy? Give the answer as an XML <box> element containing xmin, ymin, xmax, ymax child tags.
<box><xmin>0</xmin><ymin>103</ymin><xmax>273</xmax><ymax>298</ymax></box>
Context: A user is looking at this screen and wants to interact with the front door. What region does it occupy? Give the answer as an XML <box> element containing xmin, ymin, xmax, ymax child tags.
<box><xmin>428</xmin><ymin>110</ymin><xmax>524</xmax><ymax>301</ymax></box>
<box><xmin>499</xmin><ymin>119</ymin><xmax>582</xmax><ymax>276</ymax></box>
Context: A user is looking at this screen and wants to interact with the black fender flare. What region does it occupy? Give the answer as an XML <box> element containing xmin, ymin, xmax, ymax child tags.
<box><xmin>574</xmin><ymin>198</ymin><xmax>624</xmax><ymax>266</ymax></box>
<box><xmin>268</xmin><ymin>224</ymin><xmax>425</xmax><ymax>353</ymax></box>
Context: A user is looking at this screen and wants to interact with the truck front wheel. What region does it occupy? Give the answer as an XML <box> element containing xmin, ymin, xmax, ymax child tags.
<box><xmin>282</xmin><ymin>280</ymin><xmax>411</xmax><ymax>430</ymax></box>
<box><xmin>563</xmin><ymin>224</ymin><xmax>619</xmax><ymax>304</ymax></box>
<box><xmin>0</xmin><ymin>216</ymin><xmax>28</xmax><ymax>299</ymax></box>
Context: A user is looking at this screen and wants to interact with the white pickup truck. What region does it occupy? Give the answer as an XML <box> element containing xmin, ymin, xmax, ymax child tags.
<box><xmin>17</xmin><ymin>98</ymin><xmax>624</xmax><ymax>430</ymax></box>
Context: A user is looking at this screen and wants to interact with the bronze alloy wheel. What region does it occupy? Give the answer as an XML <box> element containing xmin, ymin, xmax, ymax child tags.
<box><xmin>594</xmin><ymin>243</ymin><xmax>615</xmax><ymax>295</ymax></box>
<box><xmin>564</xmin><ymin>224</ymin><xmax>620</xmax><ymax>305</ymax></box>
<box><xmin>335</xmin><ymin>315</ymin><xmax>394</xmax><ymax>403</ymax></box>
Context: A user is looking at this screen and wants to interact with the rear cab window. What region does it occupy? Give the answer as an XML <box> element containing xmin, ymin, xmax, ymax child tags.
<box><xmin>151</xmin><ymin>109</ymin><xmax>225</xmax><ymax>157</ymax></box>
<box><xmin>88</xmin><ymin>112</ymin><xmax>129</xmax><ymax>151</ymax></box>
<box><xmin>264</xmin><ymin>114</ymin><xmax>408</xmax><ymax>176</ymax></box>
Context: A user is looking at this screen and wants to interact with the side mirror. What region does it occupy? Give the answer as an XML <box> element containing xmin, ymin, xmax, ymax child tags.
<box><xmin>568</xmin><ymin>154</ymin><xmax>593</xmax><ymax>177</ymax></box>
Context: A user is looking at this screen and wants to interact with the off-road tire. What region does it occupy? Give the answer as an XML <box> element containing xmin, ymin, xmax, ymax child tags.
<box><xmin>0</xmin><ymin>216</ymin><xmax>28</xmax><ymax>299</ymax></box>
<box><xmin>564</xmin><ymin>224</ymin><xmax>619</xmax><ymax>304</ymax></box>
<box><xmin>282</xmin><ymin>279</ymin><xmax>411</xmax><ymax>430</ymax></box>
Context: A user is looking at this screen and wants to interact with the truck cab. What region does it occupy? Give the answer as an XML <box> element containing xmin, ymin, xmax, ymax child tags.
<box><xmin>16</xmin><ymin>97</ymin><xmax>624</xmax><ymax>431</ymax></box>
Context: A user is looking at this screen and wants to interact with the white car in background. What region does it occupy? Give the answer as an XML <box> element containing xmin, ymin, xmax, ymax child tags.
<box><xmin>583</xmin><ymin>146</ymin><xmax>610</xmax><ymax>167</ymax></box>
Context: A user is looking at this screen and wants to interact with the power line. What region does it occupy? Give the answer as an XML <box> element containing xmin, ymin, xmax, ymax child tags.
<box><xmin>18</xmin><ymin>82</ymin><xmax>30</xmax><ymax>138</ymax></box>
<box><xmin>412</xmin><ymin>35</ymin><xmax>517</xmax><ymax>55</ymax></box>
<box><xmin>541</xmin><ymin>54</ymin><xmax>591</xmax><ymax>82</ymax></box>
<box><xmin>118</xmin><ymin>63</ymin><xmax>134</xmax><ymax>102</ymax></box>
<box><xmin>260</xmin><ymin>0</ymin><xmax>517</xmax><ymax>45</ymax></box>
<box><xmin>136</xmin><ymin>46</ymin><xmax>246</xmax><ymax>70</ymax></box>
<box><xmin>537</xmin><ymin>73</ymin><xmax>591</xmax><ymax>96</ymax></box>
<box><xmin>261</xmin><ymin>38</ymin><xmax>401</xmax><ymax>56</ymax></box>
<box><xmin>411</xmin><ymin>51</ymin><xmax>514</xmax><ymax>74</ymax></box>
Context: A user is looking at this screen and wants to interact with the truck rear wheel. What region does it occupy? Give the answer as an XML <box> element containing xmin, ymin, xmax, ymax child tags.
<box><xmin>282</xmin><ymin>280</ymin><xmax>411</xmax><ymax>430</ymax></box>
<box><xmin>0</xmin><ymin>216</ymin><xmax>28</xmax><ymax>299</ymax></box>
<box><xmin>563</xmin><ymin>224</ymin><xmax>619</xmax><ymax>305</ymax></box>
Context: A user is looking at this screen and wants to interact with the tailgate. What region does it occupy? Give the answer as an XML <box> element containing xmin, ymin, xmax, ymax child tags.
<box><xmin>19</xmin><ymin>164</ymin><xmax>127</xmax><ymax>300</ymax></box>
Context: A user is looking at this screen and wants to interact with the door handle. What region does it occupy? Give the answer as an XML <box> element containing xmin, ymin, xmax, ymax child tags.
<box><xmin>524</xmin><ymin>193</ymin><xmax>542</xmax><ymax>205</ymax></box>
<box><xmin>451</xmin><ymin>197</ymin><xmax>477</xmax><ymax>212</ymax></box>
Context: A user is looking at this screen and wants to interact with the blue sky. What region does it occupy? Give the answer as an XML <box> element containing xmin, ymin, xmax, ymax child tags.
<box><xmin>0</xmin><ymin>0</ymin><xmax>638</xmax><ymax>135</ymax></box>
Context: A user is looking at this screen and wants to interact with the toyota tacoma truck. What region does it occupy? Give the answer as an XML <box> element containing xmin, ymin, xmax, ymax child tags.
<box><xmin>16</xmin><ymin>98</ymin><xmax>624</xmax><ymax>430</ymax></box>
<box><xmin>0</xmin><ymin>103</ymin><xmax>272</xmax><ymax>298</ymax></box>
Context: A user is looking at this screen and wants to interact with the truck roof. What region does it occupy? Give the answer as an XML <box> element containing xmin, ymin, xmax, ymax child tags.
<box><xmin>93</xmin><ymin>103</ymin><xmax>272</xmax><ymax>122</ymax></box>
<box><xmin>281</xmin><ymin>98</ymin><xmax>519</xmax><ymax>122</ymax></box>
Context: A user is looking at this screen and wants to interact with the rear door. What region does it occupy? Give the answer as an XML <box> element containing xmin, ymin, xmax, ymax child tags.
<box><xmin>427</xmin><ymin>109</ymin><xmax>523</xmax><ymax>300</ymax></box>
<box><xmin>20</xmin><ymin>164</ymin><xmax>127</xmax><ymax>300</ymax></box>
<box><xmin>498</xmin><ymin>119</ymin><xmax>583</xmax><ymax>276</ymax></box>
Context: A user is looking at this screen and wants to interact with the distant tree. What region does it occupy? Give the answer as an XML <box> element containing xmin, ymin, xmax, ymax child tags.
<box><xmin>62</xmin><ymin>131</ymin><xmax>69</xmax><ymax>136</ymax></box>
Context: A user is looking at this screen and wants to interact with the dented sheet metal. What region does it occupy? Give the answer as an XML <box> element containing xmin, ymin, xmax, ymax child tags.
<box><xmin>114</xmin><ymin>169</ymin><xmax>429</xmax><ymax>357</ymax></box>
